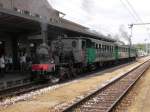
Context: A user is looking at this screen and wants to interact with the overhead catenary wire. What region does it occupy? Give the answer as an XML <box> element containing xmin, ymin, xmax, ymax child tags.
<box><xmin>119</xmin><ymin>0</ymin><xmax>139</xmax><ymax>22</ymax></box>
<box><xmin>120</xmin><ymin>0</ymin><xmax>150</xmax><ymax>42</ymax></box>
<box><xmin>125</xmin><ymin>0</ymin><xmax>143</xmax><ymax>22</ymax></box>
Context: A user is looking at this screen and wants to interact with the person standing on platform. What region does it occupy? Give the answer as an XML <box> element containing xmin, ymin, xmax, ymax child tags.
<box><xmin>20</xmin><ymin>53</ymin><xmax>27</xmax><ymax>73</ymax></box>
<box><xmin>4</xmin><ymin>55</ymin><xmax>9</xmax><ymax>73</ymax></box>
<box><xmin>0</xmin><ymin>55</ymin><xmax>5</xmax><ymax>77</ymax></box>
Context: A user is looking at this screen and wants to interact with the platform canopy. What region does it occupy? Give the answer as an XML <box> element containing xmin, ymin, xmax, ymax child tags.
<box><xmin>0</xmin><ymin>7</ymin><xmax>115</xmax><ymax>42</ymax></box>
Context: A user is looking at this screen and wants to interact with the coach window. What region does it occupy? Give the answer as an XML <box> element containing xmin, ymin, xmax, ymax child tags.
<box><xmin>92</xmin><ymin>42</ymin><xmax>95</xmax><ymax>48</ymax></box>
<box><xmin>72</xmin><ymin>41</ymin><xmax>76</xmax><ymax>48</ymax></box>
<box><xmin>107</xmin><ymin>46</ymin><xmax>109</xmax><ymax>52</ymax></box>
<box><xmin>103</xmin><ymin>45</ymin><xmax>105</xmax><ymax>52</ymax></box>
<box><xmin>111</xmin><ymin>46</ymin><xmax>112</xmax><ymax>52</ymax></box>
<box><xmin>106</xmin><ymin>45</ymin><xmax>108</xmax><ymax>52</ymax></box>
<box><xmin>96</xmin><ymin>44</ymin><xmax>98</xmax><ymax>49</ymax></box>
<box><xmin>99</xmin><ymin>44</ymin><xmax>101</xmax><ymax>50</ymax></box>
<box><xmin>82</xmin><ymin>40</ymin><xmax>86</xmax><ymax>49</ymax></box>
<box><xmin>95</xmin><ymin>43</ymin><xmax>97</xmax><ymax>49</ymax></box>
<box><xmin>101</xmin><ymin>45</ymin><xmax>104</xmax><ymax>51</ymax></box>
<box><xmin>110</xmin><ymin>46</ymin><xmax>112</xmax><ymax>52</ymax></box>
<box><xmin>96</xmin><ymin>44</ymin><xmax>99</xmax><ymax>49</ymax></box>
<box><xmin>105</xmin><ymin>45</ymin><xmax>107</xmax><ymax>51</ymax></box>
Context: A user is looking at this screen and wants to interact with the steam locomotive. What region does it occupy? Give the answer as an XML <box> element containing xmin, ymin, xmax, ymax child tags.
<box><xmin>31</xmin><ymin>36</ymin><xmax>137</xmax><ymax>82</ymax></box>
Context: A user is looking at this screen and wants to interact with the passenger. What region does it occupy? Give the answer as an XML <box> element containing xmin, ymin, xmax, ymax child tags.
<box><xmin>0</xmin><ymin>55</ymin><xmax>5</xmax><ymax>77</ymax></box>
<box><xmin>4</xmin><ymin>55</ymin><xmax>9</xmax><ymax>73</ymax></box>
<box><xmin>20</xmin><ymin>53</ymin><xmax>27</xmax><ymax>72</ymax></box>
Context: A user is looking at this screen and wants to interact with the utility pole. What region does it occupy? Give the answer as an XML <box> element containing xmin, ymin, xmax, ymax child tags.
<box><xmin>129</xmin><ymin>22</ymin><xmax>150</xmax><ymax>51</ymax></box>
<box><xmin>128</xmin><ymin>24</ymin><xmax>133</xmax><ymax>47</ymax></box>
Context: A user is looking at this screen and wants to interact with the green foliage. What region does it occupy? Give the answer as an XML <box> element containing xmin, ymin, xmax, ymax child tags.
<box><xmin>134</xmin><ymin>44</ymin><xmax>146</xmax><ymax>50</ymax></box>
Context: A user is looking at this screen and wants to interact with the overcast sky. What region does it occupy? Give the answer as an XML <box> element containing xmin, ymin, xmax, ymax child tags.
<box><xmin>48</xmin><ymin>0</ymin><xmax>150</xmax><ymax>44</ymax></box>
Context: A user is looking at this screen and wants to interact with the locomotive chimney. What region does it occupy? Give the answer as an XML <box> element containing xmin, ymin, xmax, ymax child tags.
<box><xmin>41</xmin><ymin>22</ymin><xmax>48</xmax><ymax>44</ymax></box>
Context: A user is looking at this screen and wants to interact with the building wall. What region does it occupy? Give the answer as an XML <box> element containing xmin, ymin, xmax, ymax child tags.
<box><xmin>0</xmin><ymin>0</ymin><xmax>59</xmax><ymax>20</ymax></box>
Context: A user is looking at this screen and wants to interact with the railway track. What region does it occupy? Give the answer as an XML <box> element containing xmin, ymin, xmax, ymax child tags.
<box><xmin>0</xmin><ymin>60</ymin><xmax>135</xmax><ymax>101</ymax></box>
<box><xmin>0</xmin><ymin>81</ymin><xmax>53</xmax><ymax>100</ymax></box>
<box><xmin>61</xmin><ymin>60</ymin><xmax>150</xmax><ymax>112</ymax></box>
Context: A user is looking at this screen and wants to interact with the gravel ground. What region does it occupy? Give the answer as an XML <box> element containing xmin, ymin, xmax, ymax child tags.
<box><xmin>0</xmin><ymin>57</ymin><xmax>149</xmax><ymax>112</ymax></box>
<box><xmin>113</xmin><ymin>60</ymin><xmax>150</xmax><ymax>112</ymax></box>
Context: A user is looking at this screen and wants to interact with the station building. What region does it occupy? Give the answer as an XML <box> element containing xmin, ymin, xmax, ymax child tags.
<box><xmin>0</xmin><ymin>0</ymin><xmax>91</xmax><ymax>68</ymax></box>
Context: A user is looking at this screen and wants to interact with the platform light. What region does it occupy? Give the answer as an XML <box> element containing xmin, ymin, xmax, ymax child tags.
<box><xmin>0</xmin><ymin>41</ymin><xmax>2</xmax><ymax>44</ymax></box>
<box><xmin>30</xmin><ymin>43</ymin><xmax>34</xmax><ymax>47</ymax></box>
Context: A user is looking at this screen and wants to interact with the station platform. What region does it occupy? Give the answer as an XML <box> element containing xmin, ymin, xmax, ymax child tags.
<box><xmin>0</xmin><ymin>73</ymin><xmax>31</xmax><ymax>91</ymax></box>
